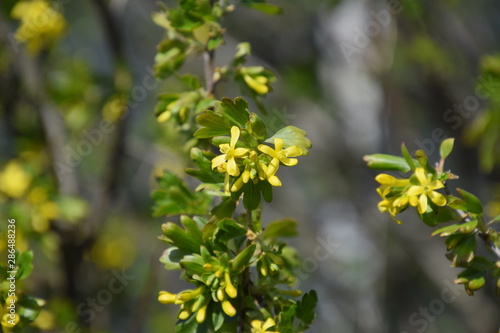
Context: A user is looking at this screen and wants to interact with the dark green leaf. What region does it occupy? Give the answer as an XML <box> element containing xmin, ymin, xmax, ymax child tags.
<box><xmin>243</xmin><ymin>181</ymin><xmax>260</xmax><ymax>210</ymax></box>
<box><xmin>17</xmin><ymin>251</ymin><xmax>34</xmax><ymax>280</ymax></box>
<box><xmin>215</xmin><ymin>218</ymin><xmax>247</xmax><ymax>243</ymax></box>
<box><xmin>296</xmin><ymin>291</ymin><xmax>318</xmax><ymax>328</ymax></box>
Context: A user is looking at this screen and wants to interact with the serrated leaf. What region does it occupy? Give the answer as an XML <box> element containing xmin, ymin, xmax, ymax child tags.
<box><xmin>440</xmin><ymin>138</ymin><xmax>455</xmax><ymax>160</ymax></box>
<box><xmin>363</xmin><ymin>154</ymin><xmax>411</xmax><ymax>172</ymax></box>
<box><xmin>267</xmin><ymin>126</ymin><xmax>312</xmax><ymax>155</ymax></box>
<box><xmin>161</xmin><ymin>222</ymin><xmax>201</xmax><ymax>253</ymax></box>
<box><xmin>296</xmin><ymin>291</ymin><xmax>318</xmax><ymax>328</ymax></box>
<box><xmin>194</xmin><ymin>111</ymin><xmax>230</xmax><ymax>138</ymax></box>
<box><xmin>457</xmin><ymin>188</ymin><xmax>483</xmax><ymax>214</ymax></box>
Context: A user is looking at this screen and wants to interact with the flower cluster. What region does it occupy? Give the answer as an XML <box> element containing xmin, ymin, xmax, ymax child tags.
<box><xmin>375</xmin><ymin>167</ymin><xmax>447</xmax><ymax>223</ymax></box>
<box><xmin>212</xmin><ymin>126</ymin><xmax>303</xmax><ymax>194</ymax></box>
<box><xmin>158</xmin><ymin>266</ymin><xmax>237</xmax><ymax>323</ymax></box>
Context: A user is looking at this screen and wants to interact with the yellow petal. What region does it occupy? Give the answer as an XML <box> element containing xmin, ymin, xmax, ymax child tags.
<box><xmin>258</xmin><ymin>144</ymin><xmax>276</xmax><ymax>157</ymax></box>
<box><xmin>429</xmin><ymin>191</ymin><xmax>447</xmax><ymax>206</ymax></box>
<box><xmin>230</xmin><ymin>126</ymin><xmax>240</xmax><ymax>148</ymax></box>
<box><xmin>418</xmin><ymin>194</ymin><xmax>428</xmax><ymax>214</ymax></box>
<box><xmin>212</xmin><ymin>154</ymin><xmax>227</xmax><ymax>169</ymax></box>
<box><xmin>267</xmin><ymin>175</ymin><xmax>282</xmax><ymax>187</ymax></box>
<box><xmin>284</xmin><ymin>145</ymin><xmax>302</xmax><ymax>157</ymax></box>
<box><xmin>262</xmin><ymin>317</ymin><xmax>277</xmax><ymax>330</ymax></box>
<box><xmin>280</xmin><ymin>157</ymin><xmax>298</xmax><ymax>167</ymax></box>
<box><xmin>429</xmin><ymin>180</ymin><xmax>445</xmax><ymax>190</ymax></box>
<box><xmin>227</xmin><ymin>158</ymin><xmax>240</xmax><ymax>176</ymax></box>
<box><xmin>273</xmin><ymin>138</ymin><xmax>284</xmax><ymax>151</ymax></box>
<box><xmin>414</xmin><ymin>168</ymin><xmax>428</xmax><ymax>185</ymax></box>
<box><xmin>407</xmin><ymin>185</ymin><xmax>424</xmax><ymax>196</ymax></box>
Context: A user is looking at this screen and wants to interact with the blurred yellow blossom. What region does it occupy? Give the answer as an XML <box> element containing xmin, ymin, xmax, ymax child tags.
<box><xmin>11</xmin><ymin>0</ymin><xmax>66</xmax><ymax>53</ymax></box>
<box><xmin>0</xmin><ymin>160</ymin><xmax>32</xmax><ymax>198</ymax></box>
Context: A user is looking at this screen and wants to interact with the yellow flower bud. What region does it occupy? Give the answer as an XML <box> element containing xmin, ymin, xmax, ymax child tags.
<box><xmin>178</xmin><ymin>310</ymin><xmax>190</xmax><ymax>320</ymax></box>
<box><xmin>222</xmin><ymin>300</ymin><xmax>237</xmax><ymax>317</ymax></box>
<box><xmin>157</xmin><ymin>111</ymin><xmax>171</xmax><ymax>123</ymax></box>
<box><xmin>196</xmin><ymin>304</ymin><xmax>207</xmax><ymax>323</ymax></box>
<box><xmin>243</xmin><ymin>74</ymin><xmax>269</xmax><ymax>95</ymax></box>
<box><xmin>224</xmin><ymin>272</ymin><xmax>237</xmax><ymax>299</ymax></box>
<box><xmin>158</xmin><ymin>291</ymin><xmax>177</xmax><ymax>304</ymax></box>
<box><xmin>217</xmin><ymin>288</ymin><xmax>225</xmax><ymax>301</ymax></box>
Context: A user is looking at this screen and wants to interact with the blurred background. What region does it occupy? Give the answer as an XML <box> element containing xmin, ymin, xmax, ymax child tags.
<box><xmin>1</xmin><ymin>0</ymin><xmax>500</xmax><ymax>332</ymax></box>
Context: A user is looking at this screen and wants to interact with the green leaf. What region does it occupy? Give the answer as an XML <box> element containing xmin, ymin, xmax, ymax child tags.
<box><xmin>363</xmin><ymin>154</ymin><xmax>411</xmax><ymax>172</ymax></box>
<box><xmin>161</xmin><ymin>222</ymin><xmax>201</xmax><ymax>254</ymax></box>
<box><xmin>243</xmin><ymin>181</ymin><xmax>260</xmax><ymax>210</ymax></box>
<box><xmin>446</xmin><ymin>234</ymin><xmax>476</xmax><ymax>266</ymax></box>
<box><xmin>267</xmin><ymin>126</ymin><xmax>312</xmax><ymax>155</ymax></box>
<box><xmin>215</xmin><ymin>218</ymin><xmax>247</xmax><ymax>243</ymax></box>
<box><xmin>160</xmin><ymin>247</ymin><xmax>187</xmax><ymax>270</ymax></box>
<box><xmin>296</xmin><ymin>291</ymin><xmax>318</xmax><ymax>328</ymax></box>
<box><xmin>180</xmin><ymin>74</ymin><xmax>202</xmax><ymax>89</ymax></box>
<box><xmin>246</xmin><ymin>113</ymin><xmax>267</xmax><ymax>142</ymax></box>
<box><xmin>154</xmin><ymin>39</ymin><xmax>187</xmax><ymax>79</ymax></box>
<box><xmin>439</xmin><ymin>138</ymin><xmax>455</xmax><ymax>160</ymax></box>
<box><xmin>457</xmin><ymin>188</ymin><xmax>483</xmax><ymax>214</ymax></box>
<box><xmin>432</xmin><ymin>220</ymin><xmax>477</xmax><ymax>237</ymax></box>
<box><xmin>212</xmin><ymin>198</ymin><xmax>236</xmax><ymax>219</ymax></box>
<box><xmin>401</xmin><ymin>143</ymin><xmax>416</xmax><ymax>171</ymax></box>
<box><xmin>194</xmin><ymin>111</ymin><xmax>230</xmax><ymax>138</ymax></box>
<box><xmin>217</xmin><ymin>97</ymin><xmax>251</xmax><ymax>128</ymax></box>
<box><xmin>243</xmin><ymin>3</ymin><xmax>283</xmax><ymax>15</ymax></box>
<box><xmin>232</xmin><ymin>244</ymin><xmax>256</xmax><ymax>272</ymax></box>
<box><xmin>259</xmin><ymin>180</ymin><xmax>272</xmax><ymax>203</ymax></box>
<box><xmin>17</xmin><ymin>251</ymin><xmax>34</xmax><ymax>280</ymax></box>
<box><xmin>263</xmin><ymin>219</ymin><xmax>298</xmax><ymax>239</ymax></box>
<box><xmin>211</xmin><ymin>306</ymin><xmax>225</xmax><ymax>331</ymax></box>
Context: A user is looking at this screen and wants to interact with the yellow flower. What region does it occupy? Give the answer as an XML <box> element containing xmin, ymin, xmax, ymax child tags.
<box><xmin>258</xmin><ymin>138</ymin><xmax>302</xmax><ymax>176</ymax></box>
<box><xmin>251</xmin><ymin>318</ymin><xmax>278</xmax><ymax>333</ymax></box>
<box><xmin>212</xmin><ymin>126</ymin><xmax>249</xmax><ymax>176</ymax></box>
<box><xmin>11</xmin><ymin>0</ymin><xmax>66</xmax><ymax>54</ymax></box>
<box><xmin>258</xmin><ymin>162</ymin><xmax>282</xmax><ymax>187</ymax></box>
<box><xmin>0</xmin><ymin>160</ymin><xmax>32</xmax><ymax>198</ymax></box>
<box><xmin>407</xmin><ymin>168</ymin><xmax>447</xmax><ymax>214</ymax></box>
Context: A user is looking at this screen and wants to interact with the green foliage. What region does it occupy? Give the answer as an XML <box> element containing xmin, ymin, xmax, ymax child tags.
<box><xmin>365</xmin><ymin>139</ymin><xmax>500</xmax><ymax>296</ymax></box>
<box><xmin>0</xmin><ymin>250</ymin><xmax>44</xmax><ymax>331</ymax></box>
<box><xmin>152</xmin><ymin>1</ymin><xmax>316</xmax><ymax>331</ymax></box>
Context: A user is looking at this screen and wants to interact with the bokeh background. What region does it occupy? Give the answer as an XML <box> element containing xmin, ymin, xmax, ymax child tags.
<box><xmin>1</xmin><ymin>0</ymin><xmax>500</xmax><ymax>332</ymax></box>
